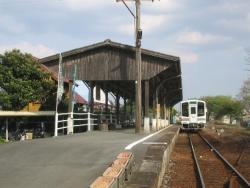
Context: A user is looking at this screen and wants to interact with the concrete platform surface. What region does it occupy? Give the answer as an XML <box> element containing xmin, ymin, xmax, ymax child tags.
<box><xmin>0</xmin><ymin>129</ymin><xmax>146</xmax><ymax>188</ymax></box>
<box><xmin>125</xmin><ymin>125</ymin><xmax>179</xmax><ymax>188</ymax></box>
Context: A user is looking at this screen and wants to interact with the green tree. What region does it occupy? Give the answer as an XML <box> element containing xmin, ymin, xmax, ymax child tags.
<box><xmin>0</xmin><ymin>49</ymin><xmax>56</xmax><ymax>110</ymax></box>
<box><xmin>201</xmin><ymin>96</ymin><xmax>243</xmax><ymax>122</ymax></box>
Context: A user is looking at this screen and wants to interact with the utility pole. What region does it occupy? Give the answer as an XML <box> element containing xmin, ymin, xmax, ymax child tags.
<box><xmin>135</xmin><ymin>0</ymin><xmax>142</xmax><ymax>133</ymax></box>
<box><xmin>116</xmin><ymin>0</ymin><xmax>154</xmax><ymax>133</ymax></box>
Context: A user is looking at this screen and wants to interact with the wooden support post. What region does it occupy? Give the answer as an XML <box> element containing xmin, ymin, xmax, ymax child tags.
<box><xmin>116</xmin><ymin>0</ymin><xmax>157</xmax><ymax>133</ymax></box>
<box><xmin>116</xmin><ymin>95</ymin><xmax>120</xmax><ymax>124</ymax></box>
<box><xmin>135</xmin><ymin>0</ymin><xmax>142</xmax><ymax>133</ymax></box>
<box><xmin>170</xmin><ymin>107</ymin><xmax>172</xmax><ymax>124</ymax></box>
<box><xmin>105</xmin><ymin>90</ymin><xmax>108</xmax><ymax>114</ymax></box>
<box><xmin>156</xmin><ymin>103</ymin><xmax>160</xmax><ymax>130</ymax></box>
<box><xmin>160</xmin><ymin>99</ymin><xmax>164</xmax><ymax>119</ymax></box>
<box><xmin>164</xmin><ymin>100</ymin><xmax>167</xmax><ymax>121</ymax></box>
<box><xmin>124</xmin><ymin>98</ymin><xmax>127</xmax><ymax>114</ymax></box>
<box><xmin>163</xmin><ymin>99</ymin><xmax>167</xmax><ymax>128</ymax></box>
<box><xmin>144</xmin><ymin>80</ymin><xmax>149</xmax><ymax>117</ymax></box>
<box><xmin>89</xmin><ymin>82</ymin><xmax>94</xmax><ymax>113</ymax></box>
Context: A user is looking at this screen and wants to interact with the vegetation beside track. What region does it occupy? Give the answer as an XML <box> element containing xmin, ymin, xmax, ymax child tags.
<box><xmin>207</xmin><ymin>122</ymin><xmax>250</xmax><ymax>135</ymax></box>
<box><xmin>0</xmin><ymin>136</ymin><xmax>5</xmax><ymax>144</ymax></box>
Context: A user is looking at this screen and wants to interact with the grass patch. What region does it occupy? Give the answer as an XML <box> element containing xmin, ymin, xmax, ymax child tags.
<box><xmin>208</xmin><ymin>121</ymin><xmax>250</xmax><ymax>135</ymax></box>
<box><xmin>245</xmin><ymin>127</ymin><xmax>250</xmax><ymax>133</ymax></box>
<box><xmin>0</xmin><ymin>137</ymin><xmax>6</xmax><ymax>144</ymax></box>
<box><xmin>208</xmin><ymin>122</ymin><xmax>237</xmax><ymax>129</ymax></box>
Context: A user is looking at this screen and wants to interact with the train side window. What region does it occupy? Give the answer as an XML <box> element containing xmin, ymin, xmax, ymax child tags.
<box><xmin>182</xmin><ymin>103</ymin><xmax>189</xmax><ymax>116</ymax></box>
<box><xmin>198</xmin><ymin>102</ymin><xmax>205</xmax><ymax>116</ymax></box>
<box><xmin>191</xmin><ymin>107</ymin><xmax>196</xmax><ymax>114</ymax></box>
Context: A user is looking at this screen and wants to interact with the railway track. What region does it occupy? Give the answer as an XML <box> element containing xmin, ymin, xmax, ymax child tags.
<box><xmin>189</xmin><ymin>133</ymin><xmax>250</xmax><ymax>188</ymax></box>
<box><xmin>201</xmin><ymin>131</ymin><xmax>250</xmax><ymax>187</ymax></box>
<box><xmin>161</xmin><ymin>133</ymin><xmax>200</xmax><ymax>188</ymax></box>
<box><xmin>162</xmin><ymin>132</ymin><xmax>250</xmax><ymax>188</ymax></box>
<box><xmin>234</xmin><ymin>139</ymin><xmax>250</xmax><ymax>187</ymax></box>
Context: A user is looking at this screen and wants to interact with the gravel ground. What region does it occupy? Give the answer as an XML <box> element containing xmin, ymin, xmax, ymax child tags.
<box><xmin>161</xmin><ymin>123</ymin><xmax>250</xmax><ymax>188</ymax></box>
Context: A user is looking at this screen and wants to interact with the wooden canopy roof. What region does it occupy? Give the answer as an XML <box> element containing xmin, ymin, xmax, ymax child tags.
<box><xmin>40</xmin><ymin>39</ymin><xmax>182</xmax><ymax>107</ymax></box>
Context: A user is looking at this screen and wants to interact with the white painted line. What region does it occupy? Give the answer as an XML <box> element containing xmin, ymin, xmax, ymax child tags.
<box><xmin>124</xmin><ymin>125</ymin><xmax>173</xmax><ymax>150</ymax></box>
<box><xmin>143</xmin><ymin>142</ymin><xmax>168</xmax><ymax>145</ymax></box>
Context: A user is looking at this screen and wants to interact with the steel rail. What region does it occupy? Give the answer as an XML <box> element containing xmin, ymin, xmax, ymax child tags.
<box><xmin>188</xmin><ymin>134</ymin><xmax>206</xmax><ymax>188</ymax></box>
<box><xmin>198</xmin><ymin>133</ymin><xmax>250</xmax><ymax>187</ymax></box>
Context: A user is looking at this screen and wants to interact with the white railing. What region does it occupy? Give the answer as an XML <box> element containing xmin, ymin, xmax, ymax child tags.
<box><xmin>54</xmin><ymin>112</ymin><xmax>136</xmax><ymax>136</ymax></box>
<box><xmin>54</xmin><ymin>112</ymin><xmax>99</xmax><ymax>136</ymax></box>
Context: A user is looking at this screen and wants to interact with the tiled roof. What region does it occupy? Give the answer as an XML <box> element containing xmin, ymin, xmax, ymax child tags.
<box><xmin>75</xmin><ymin>93</ymin><xmax>87</xmax><ymax>104</ymax></box>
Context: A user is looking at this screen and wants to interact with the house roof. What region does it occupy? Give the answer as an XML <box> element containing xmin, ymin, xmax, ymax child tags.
<box><xmin>39</xmin><ymin>64</ymin><xmax>70</xmax><ymax>83</ymax></box>
<box><xmin>39</xmin><ymin>63</ymin><xmax>86</xmax><ymax>104</ymax></box>
<box><xmin>75</xmin><ymin>93</ymin><xmax>87</xmax><ymax>104</ymax></box>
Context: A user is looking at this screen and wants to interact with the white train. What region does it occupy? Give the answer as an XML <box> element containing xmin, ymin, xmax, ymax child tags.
<box><xmin>180</xmin><ymin>99</ymin><xmax>207</xmax><ymax>130</ymax></box>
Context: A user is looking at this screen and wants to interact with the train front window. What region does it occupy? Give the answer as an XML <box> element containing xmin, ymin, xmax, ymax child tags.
<box><xmin>191</xmin><ymin>107</ymin><xmax>196</xmax><ymax>114</ymax></box>
<box><xmin>198</xmin><ymin>102</ymin><xmax>205</xmax><ymax>116</ymax></box>
<box><xmin>182</xmin><ymin>103</ymin><xmax>189</xmax><ymax>117</ymax></box>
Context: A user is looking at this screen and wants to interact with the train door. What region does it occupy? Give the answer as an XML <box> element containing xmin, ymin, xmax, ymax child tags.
<box><xmin>189</xmin><ymin>102</ymin><xmax>197</xmax><ymax>123</ymax></box>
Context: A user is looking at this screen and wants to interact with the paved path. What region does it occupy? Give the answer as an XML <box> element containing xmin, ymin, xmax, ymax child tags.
<box><xmin>0</xmin><ymin>129</ymin><xmax>145</xmax><ymax>188</ymax></box>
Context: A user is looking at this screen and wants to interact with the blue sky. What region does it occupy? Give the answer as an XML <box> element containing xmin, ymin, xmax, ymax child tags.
<box><xmin>0</xmin><ymin>0</ymin><xmax>249</xmax><ymax>100</ymax></box>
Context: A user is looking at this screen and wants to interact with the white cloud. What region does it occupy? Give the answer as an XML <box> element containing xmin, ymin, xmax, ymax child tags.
<box><xmin>216</xmin><ymin>15</ymin><xmax>250</xmax><ymax>33</ymax></box>
<box><xmin>145</xmin><ymin>0</ymin><xmax>184</xmax><ymax>13</ymax></box>
<box><xmin>0</xmin><ymin>15</ymin><xmax>26</xmax><ymax>34</ymax></box>
<box><xmin>142</xmin><ymin>14</ymin><xmax>167</xmax><ymax>33</ymax></box>
<box><xmin>177</xmin><ymin>30</ymin><xmax>230</xmax><ymax>45</ymax></box>
<box><xmin>210</xmin><ymin>1</ymin><xmax>250</xmax><ymax>14</ymax></box>
<box><xmin>117</xmin><ymin>14</ymin><xmax>168</xmax><ymax>35</ymax></box>
<box><xmin>62</xmin><ymin>0</ymin><xmax>113</xmax><ymax>10</ymax></box>
<box><xmin>163</xmin><ymin>48</ymin><xmax>199</xmax><ymax>64</ymax></box>
<box><xmin>117</xmin><ymin>23</ymin><xmax>134</xmax><ymax>36</ymax></box>
<box><xmin>0</xmin><ymin>42</ymin><xmax>56</xmax><ymax>58</ymax></box>
<box><xmin>181</xmin><ymin>52</ymin><xmax>199</xmax><ymax>63</ymax></box>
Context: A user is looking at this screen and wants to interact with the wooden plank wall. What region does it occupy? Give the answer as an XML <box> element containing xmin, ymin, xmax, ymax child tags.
<box><xmin>43</xmin><ymin>46</ymin><xmax>171</xmax><ymax>81</ymax></box>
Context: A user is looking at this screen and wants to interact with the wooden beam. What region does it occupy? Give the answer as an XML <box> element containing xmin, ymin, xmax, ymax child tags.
<box><xmin>124</xmin><ymin>98</ymin><xmax>127</xmax><ymax>114</ymax></box>
<box><xmin>144</xmin><ymin>80</ymin><xmax>149</xmax><ymax>117</ymax></box>
<box><xmin>89</xmin><ymin>82</ymin><xmax>94</xmax><ymax>113</ymax></box>
<box><xmin>116</xmin><ymin>94</ymin><xmax>120</xmax><ymax>124</ymax></box>
<box><xmin>105</xmin><ymin>90</ymin><xmax>109</xmax><ymax>114</ymax></box>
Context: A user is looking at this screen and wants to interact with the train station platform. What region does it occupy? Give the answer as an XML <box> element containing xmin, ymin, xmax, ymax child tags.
<box><xmin>125</xmin><ymin>125</ymin><xmax>179</xmax><ymax>188</ymax></box>
<box><xmin>0</xmin><ymin>129</ymin><xmax>146</xmax><ymax>188</ymax></box>
<box><xmin>0</xmin><ymin>125</ymin><xmax>179</xmax><ymax>188</ymax></box>
<box><xmin>89</xmin><ymin>125</ymin><xmax>180</xmax><ymax>188</ymax></box>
